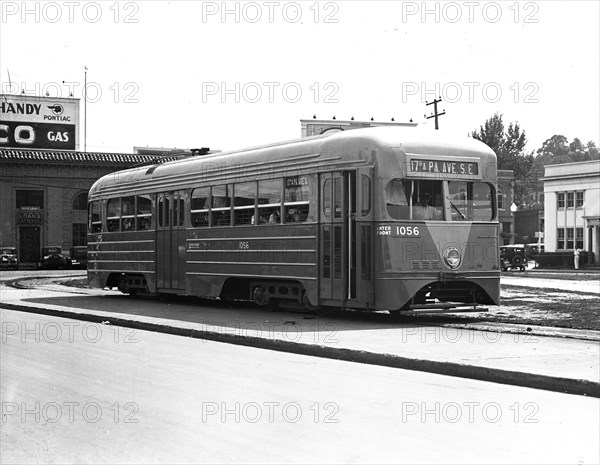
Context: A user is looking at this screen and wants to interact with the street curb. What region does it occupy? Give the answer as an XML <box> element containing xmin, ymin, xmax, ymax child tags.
<box><xmin>2</xmin><ymin>302</ymin><xmax>599</xmax><ymax>399</ymax></box>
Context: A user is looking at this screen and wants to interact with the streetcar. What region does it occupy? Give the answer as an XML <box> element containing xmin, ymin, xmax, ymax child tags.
<box><xmin>87</xmin><ymin>127</ymin><xmax>500</xmax><ymax>314</ymax></box>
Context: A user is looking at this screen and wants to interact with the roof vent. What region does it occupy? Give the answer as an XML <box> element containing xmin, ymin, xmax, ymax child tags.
<box><xmin>190</xmin><ymin>147</ymin><xmax>211</xmax><ymax>156</ymax></box>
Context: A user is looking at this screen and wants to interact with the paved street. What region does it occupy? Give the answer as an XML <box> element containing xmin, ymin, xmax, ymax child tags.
<box><xmin>2</xmin><ymin>309</ymin><xmax>599</xmax><ymax>464</ymax></box>
<box><xmin>1</xmin><ymin>272</ymin><xmax>599</xmax><ymax>392</ymax></box>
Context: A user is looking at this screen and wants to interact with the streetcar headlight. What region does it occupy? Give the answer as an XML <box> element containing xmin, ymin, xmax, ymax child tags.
<box><xmin>443</xmin><ymin>247</ymin><xmax>461</xmax><ymax>269</ymax></box>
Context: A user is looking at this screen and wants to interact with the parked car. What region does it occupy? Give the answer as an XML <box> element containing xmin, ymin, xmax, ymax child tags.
<box><xmin>0</xmin><ymin>247</ymin><xmax>19</xmax><ymax>270</ymax></box>
<box><xmin>40</xmin><ymin>246</ymin><xmax>72</xmax><ymax>270</ymax></box>
<box><xmin>500</xmin><ymin>245</ymin><xmax>527</xmax><ymax>271</ymax></box>
<box><xmin>525</xmin><ymin>243</ymin><xmax>545</xmax><ymax>258</ymax></box>
<box><xmin>69</xmin><ymin>246</ymin><xmax>88</xmax><ymax>269</ymax></box>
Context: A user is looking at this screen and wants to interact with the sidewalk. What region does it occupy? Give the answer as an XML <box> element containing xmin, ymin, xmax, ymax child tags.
<box><xmin>1</xmin><ymin>279</ymin><xmax>598</xmax><ymax>398</ymax></box>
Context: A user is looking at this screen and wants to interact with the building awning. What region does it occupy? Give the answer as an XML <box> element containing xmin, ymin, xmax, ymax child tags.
<box><xmin>583</xmin><ymin>216</ymin><xmax>600</xmax><ymax>227</ymax></box>
<box><xmin>0</xmin><ymin>149</ymin><xmax>179</xmax><ymax>166</ymax></box>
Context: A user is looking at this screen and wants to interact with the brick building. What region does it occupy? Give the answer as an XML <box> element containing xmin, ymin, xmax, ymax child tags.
<box><xmin>0</xmin><ymin>149</ymin><xmax>175</xmax><ymax>267</ymax></box>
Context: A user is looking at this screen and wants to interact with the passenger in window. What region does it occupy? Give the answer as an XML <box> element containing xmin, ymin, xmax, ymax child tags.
<box><xmin>122</xmin><ymin>218</ymin><xmax>135</xmax><ymax>231</ymax></box>
<box><xmin>138</xmin><ymin>217</ymin><xmax>151</xmax><ymax>230</ymax></box>
<box><xmin>288</xmin><ymin>207</ymin><xmax>308</xmax><ymax>223</ymax></box>
<box><xmin>251</xmin><ymin>214</ymin><xmax>267</xmax><ymax>224</ymax></box>
<box><xmin>414</xmin><ymin>193</ymin><xmax>438</xmax><ymax>220</ymax></box>
<box><xmin>269</xmin><ymin>210</ymin><xmax>280</xmax><ymax>223</ymax></box>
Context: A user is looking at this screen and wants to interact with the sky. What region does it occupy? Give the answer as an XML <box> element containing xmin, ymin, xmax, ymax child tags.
<box><xmin>1</xmin><ymin>0</ymin><xmax>599</xmax><ymax>154</ymax></box>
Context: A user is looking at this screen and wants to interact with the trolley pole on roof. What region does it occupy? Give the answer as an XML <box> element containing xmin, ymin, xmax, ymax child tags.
<box><xmin>425</xmin><ymin>97</ymin><xmax>445</xmax><ymax>130</ymax></box>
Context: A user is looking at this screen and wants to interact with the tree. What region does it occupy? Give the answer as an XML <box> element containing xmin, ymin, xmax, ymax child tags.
<box><xmin>471</xmin><ymin>113</ymin><xmax>535</xmax><ymax>208</ymax></box>
<box><xmin>470</xmin><ymin>113</ymin><xmax>505</xmax><ymax>157</ymax></box>
<box><xmin>537</xmin><ymin>135</ymin><xmax>571</xmax><ymax>164</ymax></box>
<box><xmin>586</xmin><ymin>141</ymin><xmax>599</xmax><ymax>160</ymax></box>
<box><xmin>536</xmin><ymin>136</ymin><xmax>599</xmax><ymax>165</ymax></box>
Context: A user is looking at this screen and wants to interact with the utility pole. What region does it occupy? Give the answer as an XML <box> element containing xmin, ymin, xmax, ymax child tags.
<box><xmin>425</xmin><ymin>97</ymin><xmax>446</xmax><ymax>130</ymax></box>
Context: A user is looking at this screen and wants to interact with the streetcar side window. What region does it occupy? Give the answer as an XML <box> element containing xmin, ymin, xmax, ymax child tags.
<box><xmin>472</xmin><ymin>182</ymin><xmax>494</xmax><ymax>221</ymax></box>
<box><xmin>361</xmin><ymin>175</ymin><xmax>371</xmax><ymax>216</ymax></box>
<box><xmin>89</xmin><ymin>201</ymin><xmax>102</xmax><ymax>233</ymax></box>
<box><xmin>385</xmin><ymin>179</ymin><xmax>408</xmax><ymax>219</ymax></box>
<box><xmin>121</xmin><ymin>196</ymin><xmax>135</xmax><ymax>231</ymax></box>
<box><xmin>234</xmin><ymin>182</ymin><xmax>256</xmax><ymax>226</ymax></box>
<box><xmin>107</xmin><ymin>198</ymin><xmax>121</xmax><ymax>231</ymax></box>
<box><xmin>136</xmin><ymin>195</ymin><xmax>152</xmax><ymax>230</ymax></box>
<box><xmin>333</xmin><ymin>176</ymin><xmax>343</xmax><ymax>219</ymax></box>
<box><xmin>323</xmin><ymin>179</ymin><xmax>331</xmax><ymax>218</ymax></box>
<box><xmin>173</xmin><ymin>193</ymin><xmax>184</xmax><ymax>227</ymax></box>
<box><xmin>212</xmin><ymin>185</ymin><xmax>231</xmax><ymax>226</ymax></box>
<box><xmin>257</xmin><ymin>179</ymin><xmax>282</xmax><ymax>225</ymax></box>
<box><xmin>158</xmin><ymin>196</ymin><xmax>170</xmax><ymax>227</ymax></box>
<box><xmin>284</xmin><ymin>176</ymin><xmax>309</xmax><ymax>223</ymax></box>
<box><xmin>191</xmin><ymin>187</ymin><xmax>210</xmax><ymax>227</ymax></box>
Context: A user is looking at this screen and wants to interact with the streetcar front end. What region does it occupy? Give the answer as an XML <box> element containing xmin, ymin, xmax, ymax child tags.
<box><xmin>374</xmin><ymin>136</ymin><xmax>500</xmax><ymax>313</ymax></box>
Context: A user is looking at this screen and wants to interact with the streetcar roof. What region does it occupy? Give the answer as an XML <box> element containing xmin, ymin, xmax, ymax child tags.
<box><xmin>89</xmin><ymin>126</ymin><xmax>496</xmax><ymax>197</ymax></box>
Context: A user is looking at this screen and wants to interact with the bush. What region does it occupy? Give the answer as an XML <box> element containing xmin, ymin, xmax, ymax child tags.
<box><xmin>534</xmin><ymin>251</ymin><xmax>594</xmax><ymax>268</ymax></box>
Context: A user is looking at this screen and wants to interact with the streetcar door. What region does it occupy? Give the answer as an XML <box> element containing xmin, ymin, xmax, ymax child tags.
<box><xmin>156</xmin><ymin>191</ymin><xmax>186</xmax><ymax>291</ymax></box>
<box><xmin>356</xmin><ymin>168</ymin><xmax>375</xmax><ymax>307</ymax></box>
<box><xmin>320</xmin><ymin>171</ymin><xmax>357</xmax><ymax>304</ymax></box>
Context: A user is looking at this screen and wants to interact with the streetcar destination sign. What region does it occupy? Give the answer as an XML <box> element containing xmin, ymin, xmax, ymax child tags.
<box><xmin>410</xmin><ymin>159</ymin><xmax>479</xmax><ymax>175</ymax></box>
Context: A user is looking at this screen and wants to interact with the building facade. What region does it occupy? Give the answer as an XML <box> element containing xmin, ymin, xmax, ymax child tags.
<box><xmin>496</xmin><ymin>170</ymin><xmax>516</xmax><ymax>245</ymax></box>
<box><xmin>514</xmin><ymin>207</ymin><xmax>544</xmax><ymax>245</ymax></box>
<box><xmin>300</xmin><ymin>118</ymin><xmax>417</xmax><ymax>137</ymax></box>
<box><xmin>0</xmin><ymin>149</ymin><xmax>175</xmax><ymax>267</ymax></box>
<box><xmin>543</xmin><ymin>160</ymin><xmax>600</xmax><ymax>262</ymax></box>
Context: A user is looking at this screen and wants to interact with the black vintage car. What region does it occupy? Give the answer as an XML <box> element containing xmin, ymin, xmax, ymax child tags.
<box><xmin>500</xmin><ymin>245</ymin><xmax>527</xmax><ymax>272</ymax></box>
<box><xmin>0</xmin><ymin>247</ymin><xmax>19</xmax><ymax>270</ymax></box>
<box><xmin>69</xmin><ymin>246</ymin><xmax>88</xmax><ymax>269</ymax></box>
<box><xmin>40</xmin><ymin>246</ymin><xmax>72</xmax><ymax>270</ymax></box>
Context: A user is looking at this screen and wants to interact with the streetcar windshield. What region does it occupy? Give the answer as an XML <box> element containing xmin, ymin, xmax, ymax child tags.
<box><xmin>386</xmin><ymin>179</ymin><xmax>444</xmax><ymax>220</ymax></box>
<box><xmin>447</xmin><ymin>181</ymin><xmax>493</xmax><ymax>221</ymax></box>
<box><xmin>386</xmin><ymin>179</ymin><xmax>494</xmax><ymax>221</ymax></box>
